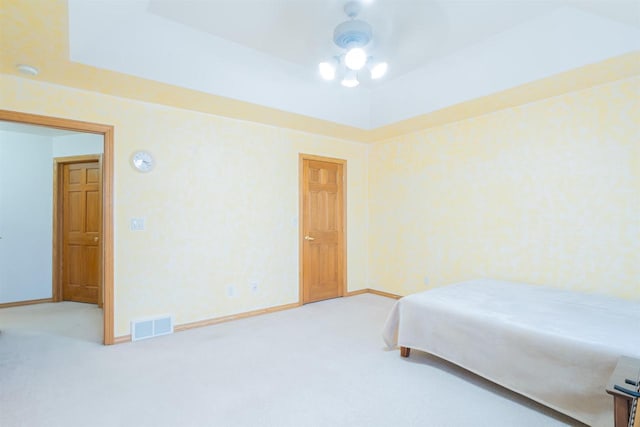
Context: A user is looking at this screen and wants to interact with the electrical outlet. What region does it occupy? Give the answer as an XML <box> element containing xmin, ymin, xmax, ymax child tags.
<box><xmin>423</xmin><ymin>276</ymin><xmax>429</xmax><ymax>286</ymax></box>
<box><xmin>249</xmin><ymin>281</ymin><xmax>259</xmax><ymax>293</ymax></box>
<box><xmin>226</xmin><ymin>284</ymin><xmax>236</xmax><ymax>297</ymax></box>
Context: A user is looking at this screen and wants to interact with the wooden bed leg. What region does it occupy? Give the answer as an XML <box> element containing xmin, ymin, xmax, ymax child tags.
<box><xmin>400</xmin><ymin>346</ymin><xmax>411</xmax><ymax>358</ymax></box>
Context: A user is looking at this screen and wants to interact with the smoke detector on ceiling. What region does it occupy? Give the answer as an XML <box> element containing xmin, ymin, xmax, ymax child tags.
<box><xmin>16</xmin><ymin>64</ymin><xmax>39</xmax><ymax>76</ymax></box>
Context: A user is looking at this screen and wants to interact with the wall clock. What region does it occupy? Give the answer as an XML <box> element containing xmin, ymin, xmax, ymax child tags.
<box><xmin>131</xmin><ymin>150</ymin><xmax>154</xmax><ymax>172</ymax></box>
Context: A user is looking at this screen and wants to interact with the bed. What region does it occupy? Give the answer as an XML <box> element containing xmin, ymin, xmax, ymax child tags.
<box><xmin>382</xmin><ymin>279</ymin><xmax>640</xmax><ymax>427</ymax></box>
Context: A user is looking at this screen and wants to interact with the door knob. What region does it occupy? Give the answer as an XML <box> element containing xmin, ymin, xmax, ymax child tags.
<box><xmin>304</xmin><ymin>235</ymin><xmax>315</xmax><ymax>241</ymax></box>
<box><xmin>94</xmin><ymin>236</ymin><xmax>99</xmax><ymax>242</ymax></box>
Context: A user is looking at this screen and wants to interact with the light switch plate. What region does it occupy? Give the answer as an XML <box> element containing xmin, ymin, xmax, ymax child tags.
<box><xmin>130</xmin><ymin>218</ymin><xmax>145</xmax><ymax>231</ymax></box>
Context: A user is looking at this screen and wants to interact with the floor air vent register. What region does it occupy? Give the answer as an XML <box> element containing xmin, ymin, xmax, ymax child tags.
<box><xmin>131</xmin><ymin>315</ymin><xmax>174</xmax><ymax>341</ymax></box>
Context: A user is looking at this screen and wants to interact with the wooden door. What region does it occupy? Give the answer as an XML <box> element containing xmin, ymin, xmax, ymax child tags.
<box><xmin>300</xmin><ymin>156</ymin><xmax>345</xmax><ymax>304</ymax></box>
<box><xmin>62</xmin><ymin>160</ymin><xmax>102</xmax><ymax>304</ymax></box>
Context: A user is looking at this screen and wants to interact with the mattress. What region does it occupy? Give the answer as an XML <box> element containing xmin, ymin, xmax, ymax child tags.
<box><xmin>382</xmin><ymin>279</ymin><xmax>640</xmax><ymax>426</ymax></box>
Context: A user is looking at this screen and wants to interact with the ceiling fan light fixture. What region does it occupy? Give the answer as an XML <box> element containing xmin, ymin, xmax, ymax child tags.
<box><xmin>344</xmin><ymin>48</ymin><xmax>367</xmax><ymax>70</ymax></box>
<box><xmin>319</xmin><ymin>1</ymin><xmax>387</xmax><ymax>88</ymax></box>
<box><xmin>333</xmin><ymin>19</ymin><xmax>372</xmax><ymax>48</ymax></box>
<box><xmin>341</xmin><ymin>70</ymin><xmax>359</xmax><ymax>88</ymax></box>
<box><xmin>370</xmin><ymin>61</ymin><xmax>388</xmax><ymax>79</ymax></box>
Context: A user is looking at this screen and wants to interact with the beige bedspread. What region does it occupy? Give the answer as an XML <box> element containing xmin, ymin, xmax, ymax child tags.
<box><xmin>382</xmin><ymin>279</ymin><xmax>640</xmax><ymax>426</ymax></box>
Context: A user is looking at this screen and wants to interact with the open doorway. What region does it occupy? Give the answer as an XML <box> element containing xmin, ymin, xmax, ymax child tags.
<box><xmin>0</xmin><ymin>110</ymin><xmax>114</xmax><ymax>344</ymax></box>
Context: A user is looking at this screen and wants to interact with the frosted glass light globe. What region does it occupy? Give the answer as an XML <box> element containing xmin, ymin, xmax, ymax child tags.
<box><xmin>341</xmin><ymin>70</ymin><xmax>359</xmax><ymax>88</ymax></box>
<box><xmin>318</xmin><ymin>61</ymin><xmax>336</xmax><ymax>80</ymax></box>
<box><xmin>344</xmin><ymin>48</ymin><xmax>367</xmax><ymax>70</ymax></box>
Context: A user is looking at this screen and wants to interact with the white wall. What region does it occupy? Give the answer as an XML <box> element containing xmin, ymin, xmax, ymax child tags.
<box><xmin>0</xmin><ymin>129</ymin><xmax>104</xmax><ymax>304</ymax></box>
<box><xmin>52</xmin><ymin>133</ymin><xmax>103</xmax><ymax>157</ymax></box>
<box><xmin>0</xmin><ymin>131</ymin><xmax>54</xmax><ymax>303</ymax></box>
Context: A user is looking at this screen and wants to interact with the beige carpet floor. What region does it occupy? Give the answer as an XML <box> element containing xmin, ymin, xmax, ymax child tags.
<box><xmin>0</xmin><ymin>295</ymin><xmax>586</xmax><ymax>427</ymax></box>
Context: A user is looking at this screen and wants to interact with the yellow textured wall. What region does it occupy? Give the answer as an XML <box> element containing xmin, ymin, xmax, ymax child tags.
<box><xmin>3</xmin><ymin>72</ymin><xmax>638</xmax><ymax>339</ymax></box>
<box><xmin>369</xmin><ymin>76</ymin><xmax>640</xmax><ymax>300</ymax></box>
<box><xmin>0</xmin><ymin>75</ymin><xmax>369</xmax><ymax>337</ymax></box>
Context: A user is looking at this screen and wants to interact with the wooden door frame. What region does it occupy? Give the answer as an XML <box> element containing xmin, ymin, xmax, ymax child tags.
<box><xmin>298</xmin><ymin>153</ymin><xmax>347</xmax><ymax>304</ymax></box>
<box><xmin>0</xmin><ymin>110</ymin><xmax>115</xmax><ymax>345</ymax></box>
<box><xmin>53</xmin><ymin>155</ymin><xmax>103</xmax><ymax>306</ymax></box>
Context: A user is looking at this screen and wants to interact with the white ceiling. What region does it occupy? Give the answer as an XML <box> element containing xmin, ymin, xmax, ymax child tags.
<box><xmin>68</xmin><ymin>0</ymin><xmax>640</xmax><ymax>130</ymax></box>
<box><xmin>147</xmin><ymin>0</ymin><xmax>640</xmax><ymax>82</ymax></box>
